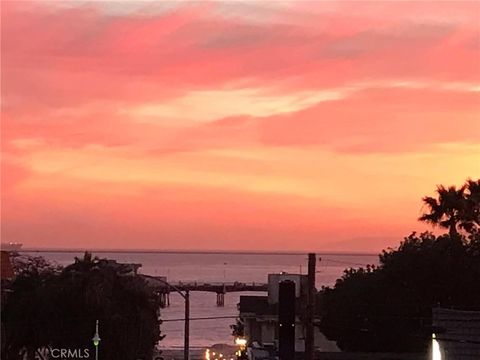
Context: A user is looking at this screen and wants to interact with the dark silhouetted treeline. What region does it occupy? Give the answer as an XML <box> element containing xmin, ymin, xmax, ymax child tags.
<box><xmin>318</xmin><ymin>179</ymin><xmax>480</xmax><ymax>353</ymax></box>
<box><xmin>1</xmin><ymin>252</ymin><xmax>163</xmax><ymax>360</ymax></box>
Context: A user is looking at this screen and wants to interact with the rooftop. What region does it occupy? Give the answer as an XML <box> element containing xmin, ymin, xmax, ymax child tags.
<box><xmin>433</xmin><ymin>307</ymin><xmax>480</xmax><ymax>359</ymax></box>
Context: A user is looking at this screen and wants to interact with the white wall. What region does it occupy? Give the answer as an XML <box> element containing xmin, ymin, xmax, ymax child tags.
<box><xmin>267</xmin><ymin>273</ymin><xmax>304</xmax><ymax>304</ymax></box>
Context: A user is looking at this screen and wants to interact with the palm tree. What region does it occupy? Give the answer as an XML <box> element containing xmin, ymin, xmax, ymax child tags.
<box><xmin>419</xmin><ymin>184</ymin><xmax>467</xmax><ymax>238</ymax></box>
<box><xmin>462</xmin><ymin>179</ymin><xmax>480</xmax><ymax>234</ymax></box>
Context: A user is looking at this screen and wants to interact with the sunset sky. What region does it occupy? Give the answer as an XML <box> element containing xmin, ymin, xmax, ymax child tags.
<box><xmin>2</xmin><ymin>1</ymin><xmax>479</xmax><ymax>252</ymax></box>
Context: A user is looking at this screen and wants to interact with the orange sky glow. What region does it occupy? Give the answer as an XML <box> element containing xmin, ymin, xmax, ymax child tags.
<box><xmin>2</xmin><ymin>1</ymin><xmax>479</xmax><ymax>252</ymax></box>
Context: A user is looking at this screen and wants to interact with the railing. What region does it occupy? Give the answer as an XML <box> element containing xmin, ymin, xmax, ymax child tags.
<box><xmin>141</xmin><ymin>275</ymin><xmax>268</xmax><ymax>293</ymax></box>
<box><xmin>170</xmin><ymin>281</ymin><xmax>268</xmax><ymax>292</ymax></box>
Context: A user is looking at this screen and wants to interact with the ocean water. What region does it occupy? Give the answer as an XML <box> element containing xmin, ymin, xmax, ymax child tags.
<box><xmin>23</xmin><ymin>251</ymin><xmax>379</xmax><ymax>348</ymax></box>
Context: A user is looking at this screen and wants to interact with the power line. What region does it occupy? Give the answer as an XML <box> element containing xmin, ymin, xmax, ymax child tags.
<box><xmin>320</xmin><ymin>257</ymin><xmax>376</xmax><ymax>267</ymax></box>
<box><xmin>162</xmin><ymin>316</ymin><xmax>238</xmax><ymax>322</ymax></box>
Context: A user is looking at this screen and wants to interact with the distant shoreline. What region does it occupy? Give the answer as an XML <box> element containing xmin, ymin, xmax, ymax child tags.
<box><xmin>15</xmin><ymin>248</ymin><xmax>378</xmax><ymax>256</ymax></box>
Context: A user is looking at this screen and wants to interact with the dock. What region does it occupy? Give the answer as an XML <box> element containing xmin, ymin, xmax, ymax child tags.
<box><xmin>141</xmin><ymin>275</ymin><xmax>268</xmax><ymax>307</ymax></box>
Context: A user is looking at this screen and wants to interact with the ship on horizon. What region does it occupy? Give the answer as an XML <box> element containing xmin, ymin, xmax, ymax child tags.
<box><xmin>1</xmin><ymin>242</ymin><xmax>23</xmax><ymax>251</ymax></box>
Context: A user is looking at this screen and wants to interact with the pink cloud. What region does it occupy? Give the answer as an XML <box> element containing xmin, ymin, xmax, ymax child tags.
<box><xmin>258</xmin><ymin>87</ymin><xmax>480</xmax><ymax>152</ymax></box>
<box><xmin>2</xmin><ymin>0</ymin><xmax>479</xmax><ymax>250</ymax></box>
<box><xmin>3</xmin><ymin>0</ymin><xmax>478</xmax><ymax>110</ymax></box>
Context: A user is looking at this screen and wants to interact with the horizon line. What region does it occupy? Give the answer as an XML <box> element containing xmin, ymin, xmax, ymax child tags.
<box><xmin>13</xmin><ymin>247</ymin><xmax>379</xmax><ymax>256</ymax></box>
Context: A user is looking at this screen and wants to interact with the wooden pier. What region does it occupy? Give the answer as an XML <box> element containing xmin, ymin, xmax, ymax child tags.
<box><xmin>141</xmin><ymin>275</ymin><xmax>268</xmax><ymax>307</ymax></box>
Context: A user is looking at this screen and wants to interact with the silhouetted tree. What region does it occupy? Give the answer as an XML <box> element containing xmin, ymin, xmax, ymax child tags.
<box><xmin>230</xmin><ymin>318</ymin><xmax>245</xmax><ymax>338</ymax></box>
<box><xmin>319</xmin><ymin>179</ymin><xmax>480</xmax><ymax>353</ymax></box>
<box><xmin>2</xmin><ymin>253</ymin><xmax>163</xmax><ymax>360</ymax></box>
<box><xmin>318</xmin><ymin>232</ymin><xmax>480</xmax><ymax>352</ymax></box>
<box><xmin>418</xmin><ymin>179</ymin><xmax>480</xmax><ymax>237</ymax></box>
<box><xmin>462</xmin><ymin>179</ymin><xmax>480</xmax><ymax>234</ymax></box>
<box><xmin>419</xmin><ymin>184</ymin><xmax>467</xmax><ymax>238</ymax></box>
<box><xmin>10</xmin><ymin>254</ymin><xmax>63</xmax><ymax>276</ymax></box>
<box><xmin>1</xmin><ymin>257</ymin><xmax>60</xmax><ymax>359</ymax></box>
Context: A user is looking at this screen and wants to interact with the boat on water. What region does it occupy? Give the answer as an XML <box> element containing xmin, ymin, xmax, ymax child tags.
<box><xmin>1</xmin><ymin>242</ymin><xmax>23</xmax><ymax>251</ymax></box>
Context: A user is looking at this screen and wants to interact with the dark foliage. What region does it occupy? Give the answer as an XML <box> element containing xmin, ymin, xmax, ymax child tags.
<box><xmin>230</xmin><ymin>318</ymin><xmax>245</xmax><ymax>337</ymax></box>
<box><xmin>419</xmin><ymin>179</ymin><xmax>480</xmax><ymax>237</ymax></box>
<box><xmin>319</xmin><ymin>179</ymin><xmax>480</xmax><ymax>353</ymax></box>
<box><xmin>319</xmin><ymin>232</ymin><xmax>480</xmax><ymax>352</ymax></box>
<box><xmin>2</xmin><ymin>253</ymin><xmax>163</xmax><ymax>360</ymax></box>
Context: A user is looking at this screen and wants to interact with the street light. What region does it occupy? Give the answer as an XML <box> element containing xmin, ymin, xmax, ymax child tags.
<box><xmin>155</xmin><ymin>278</ymin><xmax>190</xmax><ymax>360</ymax></box>
<box><xmin>92</xmin><ymin>320</ymin><xmax>100</xmax><ymax>360</ymax></box>
<box><xmin>235</xmin><ymin>338</ymin><xmax>247</xmax><ymax>347</ymax></box>
<box><xmin>432</xmin><ymin>333</ymin><xmax>442</xmax><ymax>360</ymax></box>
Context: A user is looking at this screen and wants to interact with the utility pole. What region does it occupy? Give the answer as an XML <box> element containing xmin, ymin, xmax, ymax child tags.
<box><xmin>184</xmin><ymin>290</ymin><xmax>190</xmax><ymax>360</ymax></box>
<box><xmin>155</xmin><ymin>278</ymin><xmax>189</xmax><ymax>360</ymax></box>
<box><xmin>305</xmin><ymin>253</ymin><xmax>316</xmax><ymax>360</ymax></box>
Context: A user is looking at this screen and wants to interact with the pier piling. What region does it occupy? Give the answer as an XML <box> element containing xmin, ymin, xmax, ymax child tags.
<box><xmin>216</xmin><ymin>292</ymin><xmax>225</xmax><ymax>306</ymax></box>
